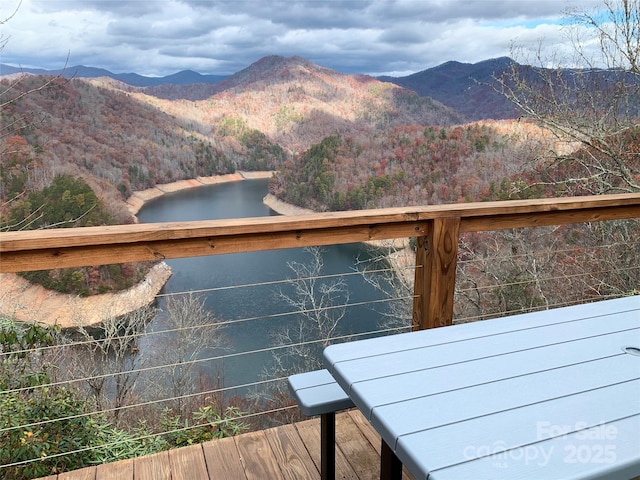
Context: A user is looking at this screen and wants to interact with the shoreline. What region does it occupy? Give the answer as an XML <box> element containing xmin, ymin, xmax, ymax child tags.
<box><xmin>0</xmin><ymin>262</ymin><xmax>172</xmax><ymax>329</ymax></box>
<box><xmin>263</xmin><ymin>195</ymin><xmax>415</xmax><ymax>286</ymax></box>
<box><xmin>0</xmin><ymin>170</ymin><xmax>414</xmax><ymax>328</ymax></box>
<box><xmin>0</xmin><ymin>171</ymin><xmax>273</xmax><ymax>329</ymax></box>
<box><xmin>126</xmin><ymin>171</ymin><xmax>274</xmax><ymax>217</ymax></box>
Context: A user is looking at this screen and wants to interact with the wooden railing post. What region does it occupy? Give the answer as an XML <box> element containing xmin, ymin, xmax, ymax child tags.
<box><xmin>412</xmin><ymin>217</ymin><xmax>461</xmax><ymax>330</ymax></box>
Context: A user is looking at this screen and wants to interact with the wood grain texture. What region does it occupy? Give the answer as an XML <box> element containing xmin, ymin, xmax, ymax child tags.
<box><xmin>95</xmin><ymin>459</ymin><xmax>133</xmax><ymax>480</ymax></box>
<box><xmin>413</xmin><ymin>217</ymin><xmax>460</xmax><ymax>330</ymax></box>
<box><xmin>56</xmin><ymin>467</ymin><xmax>96</xmax><ymax>480</ymax></box>
<box><xmin>168</xmin><ymin>444</ymin><xmax>208</xmax><ymax>479</ymax></box>
<box><xmin>264</xmin><ymin>423</ymin><xmax>320</xmax><ymax>480</ymax></box>
<box><xmin>234</xmin><ymin>430</ymin><xmax>283</xmax><ymax>480</ymax></box>
<box><xmin>2</xmin><ymin>193</ymin><xmax>638</xmax><ymax>272</ymax></box>
<box><xmin>202</xmin><ymin>436</ymin><xmax>247</xmax><ymax>480</ymax></box>
<box><xmin>133</xmin><ymin>451</ymin><xmax>171</xmax><ymax>480</ymax></box>
<box><xmin>295</xmin><ymin>416</ymin><xmax>360</xmax><ymax>479</ymax></box>
<box><xmin>335</xmin><ymin>411</ymin><xmax>380</xmax><ymax>480</ymax></box>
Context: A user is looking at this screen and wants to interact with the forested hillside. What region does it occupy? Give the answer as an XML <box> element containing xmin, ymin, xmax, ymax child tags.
<box><xmin>0</xmin><ymin>76</ymin><xmax>234</xmax><ymax>217</ymax></box>
<box><xmin>270</xmin><ymin>121</ymin><xmax>555</xmax><ymax>210</ymax></box>
<box><xmin>379</xmin><ymin>57</ymin><xmax>520</xmax><ymax>121</ymax></box>
<box><xmin>132</xmin><ymin>55</ymin><xmax>465</xmax><ymax>153</ymax></box>
<box><xmin>1</xmin><ymin>56</ymin><xmax>466</xmax><ymax>221</ymax></box>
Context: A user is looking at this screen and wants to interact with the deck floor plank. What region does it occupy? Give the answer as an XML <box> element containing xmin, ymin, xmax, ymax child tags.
<box><xmin>57</xmin><ymin>467</ymin><xmax>96</xmax><ymax>480</ymax></box>
<box><xmin>234</xmin><ymin>429</ymin><xmax>284</xmax><ymax>480</ymax></box>
<box><xmin>264</xmin><ymin>422</ymin><xmax>319</xmax><ymax>480</ymax></box>
<box><xmin>348</xmin><ymin>410</ymin><xmax>417</xmax><ymax>480</ymax></box>
<box><xmin>295</xmin><ymin>414</ymin><xmax>360</xmax><ymax>479</ymax></box>
<box><xmin>202</xmin><ymin>435</ymin><xmax>247</xmax><ymax>480</ymax></box>
<box><xmin>133</xmin><ymin>450</ymin><xmax>170</xmax><ymax>480</ymax></box>
<box><xmin>95</xmin><ymin>458</ymin><xmax>133</xmax><ymax>480</ymax></box>
<box><xmin>168</xmin><ymin>444</ymin><xmax>208</xmax><ymax>480</ymax></box>
<box><xmin>35</xmin><ymin>414</ymin><xmax>389</xmax><ymax>480</ymax></box>
<box><xmin>335</xmin><ymin>411</ymin><xmax>381</xmax><ymax>480</ymax></box>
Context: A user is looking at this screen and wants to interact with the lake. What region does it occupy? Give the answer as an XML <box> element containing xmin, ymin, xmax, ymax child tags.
<box><xmin>136</xmin><ymin>178</ymin><xmax>393</xmax><ymax>393</ymax></box>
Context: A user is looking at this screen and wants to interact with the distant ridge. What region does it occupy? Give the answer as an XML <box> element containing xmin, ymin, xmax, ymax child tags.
<box><xmin>142</xmin><ymin>55</ymin><xmax>380</xmax><ymax>101</ymax></box>
<box><xmin>379</xmin><ymin>57</ymin><xmax>519</xmax><ymax>120</ymax></box>
<box><xmin>2</xmin><ymin>56</ymin><xmax>526</xmax><ymax>119</ymax></box>
<box><xmin>0</xmin><ymin>64</ymin><xmax>227</xmax><ymax>87</ymax></box>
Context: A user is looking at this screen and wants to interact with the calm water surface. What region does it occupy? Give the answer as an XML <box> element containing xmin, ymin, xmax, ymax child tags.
<box><xmin>137</xmin><ymin>179</ymin><xmax>388</xmax><ymax>390</ymax></box>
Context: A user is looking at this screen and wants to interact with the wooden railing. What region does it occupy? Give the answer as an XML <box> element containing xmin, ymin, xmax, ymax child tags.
<box><xmin>1</xmin><ymin>193</ymin><xmax>639</xmax><ymax>330</ymax></box>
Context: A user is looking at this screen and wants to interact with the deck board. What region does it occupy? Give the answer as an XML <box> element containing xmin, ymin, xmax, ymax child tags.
<box><xmin>234</xmin><ymin>429</ymin><xmax>284</xmax><ymax>480</ymax></box>
<box><xmin>133</xmin><ymin>451</ymin><xmax>170</xmax><ymax>480</ymax></box>
<box><xmin>295</xmin><ymin>412</ymin><xmax>360</xmax><ymax>479</ymax></box>
<box><xmin>335</xmin><ymin>411</ymin><xmax>381</xmax><ymax>480</ymax></box>
<box><xmin>36</xmin><ymin>411</ymin><xmax>400</xmax><ymax>480</ymax></box>
<box><xmin>168</xmin><ymin>444</ymin><xmax>208</xmax><ymax>479</ymax></box>
<box><xmin>95</xmin><ymin>459</ymin><xmax>133</xmax><ymax>480</ymax></box>
<box><xmin>202</xmin><ymin>436</ymin><xmax>247</xmax><ymax>479</ymax></box>
<box><xmin>264</xmin><ymin>423</ymin><xmax>319</xmax><ymax>479</ymax></box>
<box><xmin>57</xmin><ymin>467</ymin><xmax>96</xmax><ymax>480</ymax></box>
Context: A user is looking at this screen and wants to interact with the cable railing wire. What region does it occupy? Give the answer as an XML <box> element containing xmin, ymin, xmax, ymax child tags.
<box><xmin>456</xmin><ymin>265</ymin><xmax>640</xmax><ymax>295</ymax></box>
<box><xmin>1</xmin><ymin>247</ymin><xmax>631</xmax><ymax>366</ymax></box>
<box><xmin>1</xmin><ymin>296</ymin><xmax>412</xmax><ymax>397</ymax></box>
<box><xmin>3</xmin><ymin>222</ymin><xmax>637</xmax><ymax>475</ymax></box>
<box><xmin>453</xmin><ymin>292</ymin><xmax>629</xmax><ymax>324</ymax></box>
<box><xmin>457</xmin><ymin>239</ymin><xmax>640</xmax><ymax>267</ymax></box>
<box><xmin>1</xmin><ymin>291</ymin><xmax>411</xmax><ymax>362</ymax></box>
<box><xmin>0</xmin><ymin>323</ymin><xmax>411</xmax><ymax>437</ymax></box>
<box><xmin>0</xmin><ymin>404</ymin><xmax>299</xmax><ymax>471</ymax></box>
<box><xmin>0</xmin><ymin>264</ymin><xmax>408</xmax><ymax>358</ymax></box>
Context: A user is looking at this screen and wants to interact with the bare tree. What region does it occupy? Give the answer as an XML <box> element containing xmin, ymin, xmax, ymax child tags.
<box><xmin>152</xmin><ymin>292</ymin><xmax>224</xmax><ymax>419</ymax></box>
<box><xmin>495</xmin><ymin>0</ymin><xmax>640</xmax><ymax>195</ymax></box>
<box><xmin>355</xmin><ymin>240</ymin><xmax>414</xmax><ymax>331</ymax></box>
<box><xmin>0</xmin><ymin>3</ymin><xmax>69</xmax><ymax>214</ymax></box>
<box><xmin>483</xmin><ymin>0</ymin><xmax>640</xmax><ymax>311</ymax></box>
<box><xmin>270</xmin><ymin>247</ymin><xmax>350</xmax><ymax>374</ymax></box>
<box><xmin>67</xmin><ymin>305</ymin><xmax>154</xmax><ymax>425</ymax></box>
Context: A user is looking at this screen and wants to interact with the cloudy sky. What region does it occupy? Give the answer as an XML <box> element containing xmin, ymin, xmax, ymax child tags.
<box><xmin>1</xmin><ymin>0</ymin><xmax>601</xmax><ymax>77</ymax></box>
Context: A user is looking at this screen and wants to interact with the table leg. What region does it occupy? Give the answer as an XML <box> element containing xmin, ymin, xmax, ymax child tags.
<box><xmin>321</xmin><ymin>412</ymin><xmax>336</xmax><ymax>480</ymax></box>
<box><xmin>380</xmin><ymin>439</ymin><xmax>402</xmax><ymax>480</ymax></box>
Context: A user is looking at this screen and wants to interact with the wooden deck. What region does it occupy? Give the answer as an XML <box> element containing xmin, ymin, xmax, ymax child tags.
<box><xmin>41</xmin><ymin>410</ymin><xmax>415</xmax><ymax>480</ymax></box>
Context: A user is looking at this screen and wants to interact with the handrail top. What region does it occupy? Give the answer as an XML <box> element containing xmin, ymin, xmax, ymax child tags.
<box><xmin>1</xmin><ymin>193</ymin><xmax>639</xmax><ymax>253</ymax></box>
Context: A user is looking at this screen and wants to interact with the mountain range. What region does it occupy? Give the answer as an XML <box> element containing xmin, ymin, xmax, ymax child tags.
<box><xmin>1</xmin><ymin>56</ymin><xmax>518</xmax><ymax>121</ymax></box>
<box><xmin>0</xmin><ymin>63</ymin><xmax>227</xmax><ymax>87</ymax></box>
<box><xmin>2</xmin><ymin>54</ymin><xmax>559</xmax><ymax>221</ymax></box>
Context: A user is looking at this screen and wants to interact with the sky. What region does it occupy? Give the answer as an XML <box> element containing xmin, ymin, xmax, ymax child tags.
<box><xmin>1</xmin><ymin>0</ymin><xmax>602</xmax><ymax>77</ymax></box>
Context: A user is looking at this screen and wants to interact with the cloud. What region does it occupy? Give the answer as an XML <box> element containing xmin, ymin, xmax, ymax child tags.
<box><xmin>1</xmin><ymin>0</ymin><xmax>604</xmax><ymax>77</ymax></box>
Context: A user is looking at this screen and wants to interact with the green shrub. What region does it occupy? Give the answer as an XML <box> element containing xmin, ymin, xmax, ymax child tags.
<box><xmin>160</xmin><ymin>405</ymin><xmax>249</xmax><ymax>447</ymax></box>
<box><xmin>0</xmin><ymin>319</ymin><xmax>99</xmax><ymax>479</ymax></box>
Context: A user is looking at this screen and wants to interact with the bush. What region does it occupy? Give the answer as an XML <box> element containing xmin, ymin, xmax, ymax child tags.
<box><xmin>0</xmin><ymin>319</ymin><xmax>99</xmax><ymax>479</ymax></box>
<box><xmin>160</xmin><ymin>405</ymin><xmax>249</xmax><ymax>447</ymax></box>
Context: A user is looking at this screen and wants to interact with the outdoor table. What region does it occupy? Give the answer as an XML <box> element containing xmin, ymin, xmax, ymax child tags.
<box><xmin>323</xmin><ymin>296</ymin><xmax>640</xmax><ymax>480</ymax></box>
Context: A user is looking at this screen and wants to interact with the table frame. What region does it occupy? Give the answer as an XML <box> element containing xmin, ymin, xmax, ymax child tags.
<box><xmin>323</xmin><ymin>297</ymin><xmax>640</xmax><ymax>480</ymax></box>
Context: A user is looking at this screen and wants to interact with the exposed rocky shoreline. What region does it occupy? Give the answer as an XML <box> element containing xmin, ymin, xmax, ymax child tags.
<box><xmin>262</xmin><ymin>193</ymin><xmax>315</xmax><ymax>215</ymax></box>
<box><xmin>0</xmin><ymin>171</ymin><xmax>273</xmax><ymax>328</ymax></box>
<box><xmin>0</xmin><ymin>263</ymin><xmax>172</xmax><ymax>328</ymax></box>
<box><xmin>1</xmin><ymin>171</ymin><xmax>414</xmax><ymax>328</ymax></box>
<box><xmin>263</xmin><ymin>194</ymin><xmax>415</xmax><ymax>286</ymax></box>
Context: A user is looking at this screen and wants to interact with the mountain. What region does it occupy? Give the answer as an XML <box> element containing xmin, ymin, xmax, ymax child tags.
<box><xmin>379</xmin><ymin>57</ymin><xmax>519</xmax><ymax>120</ymax></box>
<box><xmin>132</xmin><ymin>55</ymin><xmax>466</xmax><ymax>152</ymax></box>
<box><xmin>2</xmin><ymin>57</ymin><xmax>518</xmax><ymax>119</ymax></box>
<box><xmin>0</xmin><ymin>64</ymin><xmax>227</xmax><ymax>87</ymax></box>
<box><xmin>1</xmin><ymin>55</ymin><xmax>467</xmax><ymax>219</ymax></box>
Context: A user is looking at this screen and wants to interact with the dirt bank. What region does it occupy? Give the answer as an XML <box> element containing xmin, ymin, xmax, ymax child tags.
<box><xmin>0</xmin><ymin>172</ymin><xmax>273</xmax><ymax>328</ymax></box>
<box><xmin>262</xmin><ymin>193</ymin><xmax>315</xmax><ymax>215</ymax></box>
<box><xmin>263</xmin><ymin>194</ymin><xmax>415</xmax><ymax>285</ymax></box>
<box><xmin>0</xmin><ymin>262</ymin><xmax>172</xmax><ymax>328</ymax></box>
<box><xmin>127</xmin><ymin>171</ymin><xmax>274</xmax><ymax>216</ymax></box>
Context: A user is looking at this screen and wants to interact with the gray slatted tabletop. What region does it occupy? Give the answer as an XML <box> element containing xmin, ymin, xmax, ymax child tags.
<box><xmin>323</xmin><ymin>296</ymin><xmax>640</xmax><ymax>480</ymax></box>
